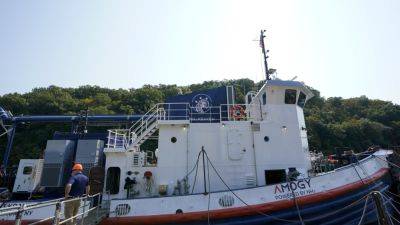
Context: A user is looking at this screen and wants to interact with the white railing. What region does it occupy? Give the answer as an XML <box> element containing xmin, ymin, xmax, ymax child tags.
<box><xmin>0</xmin><ymin>193</ymin><xmax>109</xmax><ymax>225</ymax></box>
<box><xmin>106</xmin><ymin>129</ymin><xmax>127</xmax><ymax>149</ymax></box>
<box><xmin>105</xmin><ymin>103</ymin><xmax>251</xmax><ymax>150</ymax></box>
<box><xmin>127</xmin><ymin>103</ymin><xmax>190</xmax><ymax>146</ymax></box>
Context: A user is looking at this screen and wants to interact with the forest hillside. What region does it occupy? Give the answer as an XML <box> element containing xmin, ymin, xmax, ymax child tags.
<box><xmin>1</xmin><ymin>78</ymin><xmax>399</xmax><ymax>165</ymax></box>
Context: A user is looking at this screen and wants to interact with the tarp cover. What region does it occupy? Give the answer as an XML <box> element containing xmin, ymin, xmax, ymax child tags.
<box><xmin>166</xmin><ymin>86</ymin><xmax>228</xmax><ymax>123</ymax></box>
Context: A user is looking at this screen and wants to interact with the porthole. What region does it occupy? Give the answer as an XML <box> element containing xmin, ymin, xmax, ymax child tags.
<box><xmin>171</xmin><ymin>137</ymin><xmax>177</xmax><ymax>143</ymax></box>
<box><xmin>176</xmin><ymin>209</ymin><xmax>183</xmax><ymax>214</ymax></box>
<box><xmin>264</xmin><ymin>136</ymin><xmax>269</xmax><ymax>142</ymax></box>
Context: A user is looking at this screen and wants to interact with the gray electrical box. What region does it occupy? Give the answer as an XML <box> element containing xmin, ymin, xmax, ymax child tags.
<box><xmin>75</xmin><ymin>140</ymin><xmax>104</xmax><ymax>176</ymax></box>
<box><xmin>41</xmin><ymin>140</ymin><xmax>75</xmax><ymax>187</ymax></box>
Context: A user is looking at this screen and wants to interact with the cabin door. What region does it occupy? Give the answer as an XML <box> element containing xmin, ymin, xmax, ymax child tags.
<box><xmin>89</xmin><ymin>166</ymin><xmax>105</xmax><ymax>195</ymax></box>
<box><xmin>227</xmin><ymin>129</ymin><xmax>245</xmax><ymax>160</ymax></box>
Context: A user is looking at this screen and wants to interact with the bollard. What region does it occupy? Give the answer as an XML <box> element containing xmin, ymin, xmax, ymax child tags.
<box><xmin>371</xmin><ymin>191</ymin><xmax>390</xmax><ymax>225</ymax></box>
<box><xmin>52</xmin><ymin>202</ymin><xmax>62</xmax><ymax>225</ymax></box>
<box><xmin>14</xmin><ymin>204</ymin><xmax>25</xmax><ymax>225</ymax></box>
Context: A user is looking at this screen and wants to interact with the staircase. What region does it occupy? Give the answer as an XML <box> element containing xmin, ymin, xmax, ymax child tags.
<box><xmin>126</xmin><ymin>104</ymin><xmax>162</xmax><ymax>150</ymax></box>
<box><xmin>106</xmin><ymin>103</ymin><xmax>190</xmax><ymax>151</ymax></box>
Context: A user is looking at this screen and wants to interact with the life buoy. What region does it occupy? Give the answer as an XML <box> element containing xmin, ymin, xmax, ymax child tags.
<box><xmin>229</xmin><ymin>105</ymin><xmax>246</xmax><ymax>120</ymax></box>
<box><xmin>144</xmin><ymin>171</ymin><xmax>153</xmax><ymax>179</ymax></box>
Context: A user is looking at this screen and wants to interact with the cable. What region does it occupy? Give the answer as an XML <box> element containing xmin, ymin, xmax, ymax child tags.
<box><xmin>0</xmin><ymin>128</ymin><xmax>12</xmax><ymax>138</ymax></box>
<box><xmin>352</xmin><ymin>164</ymin><xmax>366</xmax><ymax>185</ymax></box>
<box><xmin>381</xmin><ymin>193</ymin><xmax>397</xmax><ymax>225</ymax></box>
<box><xmin>378</xmin><ymin>191</ymin><xmax>397</xmax><ymax>225</ymax></box>
<box><xmin>384</xmin><ymin>192</ymin><xmax>400</xmax><ymax>206</ymax></box>
<box><xmin>357</xmin><ymin>196</ymin><xmax>370</xmax><ymax>225</ymax></box>
<box><xmin>189</xmin><ymin>151</ymin><xmax>202</xmax><ymax>194</ymax></box>
<box><xmin>203</xmin><ymin>149</ymin><xmax>381</xmax><ymax>224</ymax></box>
<box><xmin>382</xmin><ymin>192</ymin><xmax>400</xmax><ymax>215</ymax></box>
<box><xmin>390</xmin><ymin>215</ymin><xmax>400</xmax><ymax>225</ymax></box>
<box><xmin>384</xmin><ymin>190</ymin><xmax>400</xmax><ymax>201</ymax></box>
<box><xmin>203</xmin><ymin>150</ymin><xmax>300</xmax><ymax>223</ymax></box>
<box><xmin>287</xmin><ymin>175</ymin><xmax>304</xmax><ymax>225</ymax></box>
<box><xmin>303</xmin><ymin>194</ymin><xmax>369</xmax><ymax>223</ymax></box>
<box><xmin>374</xmin><ymin>155</ymin><xmax>400</xmax><ymax>170</ymax></box>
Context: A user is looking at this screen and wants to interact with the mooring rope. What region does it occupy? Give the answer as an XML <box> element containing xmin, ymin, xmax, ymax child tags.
<box><xmin>198</xmin><ymin>148</ymin><xmax>397</xmax><ymax>224</ymax></box>
<box><xmin>356</xmin><ymin>195</ymin><xmax>370</xmax><ymax>225</ymax></box>
<box><xmin>190</xmin><ymin>151</ymin><xmax>202</xmax><ymax>194</ymax></box>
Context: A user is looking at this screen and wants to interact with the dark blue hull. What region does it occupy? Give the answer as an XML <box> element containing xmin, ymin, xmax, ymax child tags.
<box><xmin>188</xmin><ymin>173</ymin><xmax>393</xmax><ymax>225</ymax></box>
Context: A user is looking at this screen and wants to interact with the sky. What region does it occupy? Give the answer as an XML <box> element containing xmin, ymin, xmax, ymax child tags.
<box><xmin>0</xmin><ymin>0</ymin><xmax>400</xmax><ymax>103</ymax></box>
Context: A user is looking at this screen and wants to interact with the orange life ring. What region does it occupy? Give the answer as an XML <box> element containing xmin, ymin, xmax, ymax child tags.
<box><xmin>229</xmin><ymin>105</ymin><xmax>245</xmax><ymax>120</ymax></box>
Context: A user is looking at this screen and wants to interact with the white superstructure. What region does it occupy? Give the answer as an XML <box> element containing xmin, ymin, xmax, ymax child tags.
<box><xmin>103</xmin><ymin>79</ymin><xmax>314</xmax><ymax>199</ymax></box>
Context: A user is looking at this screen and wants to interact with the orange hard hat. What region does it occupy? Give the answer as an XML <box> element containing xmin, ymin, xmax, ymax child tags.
<box><xmin>72</xmin><ymin>163</ymin><xmax>83</xmax><ymax>171</ymax></box>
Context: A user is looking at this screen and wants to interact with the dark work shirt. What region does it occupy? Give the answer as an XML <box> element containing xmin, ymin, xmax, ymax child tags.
<box><xmin>67</xmin><ymin>172</ymin><xmax>89</xmax><ymax>197</ymax></box>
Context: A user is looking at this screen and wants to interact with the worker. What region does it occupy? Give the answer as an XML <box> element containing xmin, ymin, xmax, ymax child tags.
<box><xmin>64</xmin><ymin>163</ymin><xmax>90</xmax><ymax>225</ymax></box>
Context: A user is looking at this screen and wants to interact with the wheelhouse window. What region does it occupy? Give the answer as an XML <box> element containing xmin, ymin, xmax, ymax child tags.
<box><xmin>23</xmin><ymin>166</ymin><xmax>33</xmax><ymax>175</ymax></box>
<box><xmin>284</xmin><ymin>89</ymin><xmax>297</xmax><ymax>104</ymax></box>
<box><xmin>262</xmin><ymin>92</ymin><xmax>267</xmax><ymax>105</ymax></box>
<box><xmin>265</xmin><ymin>169</ymin><xmax>286</xmax><ymax>185</ymax></box>
<box><xmin>297</xmin><ymin>91</ymin><xmax>306</xmax><ymax>108</ymax></box>
<box><xmin>106</xmin><ymin>167</ymin><xmax>120</xmax><ymax>194</ymax></box>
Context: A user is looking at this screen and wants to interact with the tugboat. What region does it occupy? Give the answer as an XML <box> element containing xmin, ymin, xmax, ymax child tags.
<box><xmin>0</xmin><ymin>31</ymin><xmax>396</xmax><ymax>225</ymax></box>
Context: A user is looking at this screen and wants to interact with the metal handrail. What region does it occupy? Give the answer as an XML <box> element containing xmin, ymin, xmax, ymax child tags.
<box><xmin>127</xmin><ymin>103</ymin><xmax>190</xmax><ymax>147</ymax></box>
<box><xmin>128</xmin><ymin>104</ymin><xmax>160</xmax><ymax>131</ymax></box>
<box><xmin>105</xmin><ymin>102</ymin><xmax>255</xmax><ymax>150</ymax></box>
<box><xmin>0</xmin><ymin>193</ymin><xmax>107</xmax><ymax>225</ymax></box>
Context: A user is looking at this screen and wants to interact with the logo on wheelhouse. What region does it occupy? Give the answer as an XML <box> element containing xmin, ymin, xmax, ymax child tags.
<box><xmin>192</xmin><ymin>94</ymin><xmax>212</xmax><ymax>113</ymax></box>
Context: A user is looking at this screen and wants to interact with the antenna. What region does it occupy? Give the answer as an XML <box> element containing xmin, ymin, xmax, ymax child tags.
<box><xmin>259</xmin><ymin>30</ymin><xmax>270</xmax><ymax>81</ymax></box>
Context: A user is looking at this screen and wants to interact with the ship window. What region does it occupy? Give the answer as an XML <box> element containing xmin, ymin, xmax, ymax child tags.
<box><xmin>284</xmin><ymin>89</ymin><xmax>297</xmax><ymax>104</ymax></box>
<box><xmin>265</xmin><ymin>169</ymin><xmax>286</xmax><ymax>185</ymax></box>
<box><xmin>262</xmin><ymin>92</ymin><xmax>266</xmax><ymax>105</ymax></box>
<box><xmin>171</xmin><ymin>137</ymin><xmax>177</xmax><ymax>143</ymax></box>
<box><xmin>106</xmin><ymin>167</ymin><xmax>120</xmax><ymax>195</ymax></box>
<box><xmin>23</xmin><ymin>166</ymin><xmax>33</xmax><ymax>175</ymax></box>
<box><xmin>297</xmin><ymin>92</ymin><xmax>306</xmax><ymax>108</ymax></box>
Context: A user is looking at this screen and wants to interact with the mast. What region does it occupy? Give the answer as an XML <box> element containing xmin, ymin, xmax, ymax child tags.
<box><xmin>259</xmin><ymin>30</ymin><xmax>271</xmax><ymax>81</ymax></box>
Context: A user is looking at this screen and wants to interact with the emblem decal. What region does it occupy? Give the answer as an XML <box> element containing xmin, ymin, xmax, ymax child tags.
<box><xmin>192</xmin><ymin>94</ymin><xmax>212</xmax><ymax>113</ymax></box>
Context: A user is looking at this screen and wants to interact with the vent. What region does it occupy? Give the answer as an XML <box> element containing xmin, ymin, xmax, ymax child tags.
<box><xmin>115</xmin><ymin>204</ymin><xmax>131</xmax><ymax>216</ymax></box>
<box><xmin>245</xmin><ymin>175</ymin><xmax>256</xmax><ymax>187</ymax></box>
<box><xmin>133</xmin><ymin>154</ymin><xmax>139</xmax><ymax>167</ymax></box>
<box><xmin>251</xmin><ymin>123</ymin><xmax>260</xmax><ymax>132</ymax></box>
<box><xmin>218</xmin><ymin>195</ymin><xmax>235</xmax><ymax>207</ymax></box>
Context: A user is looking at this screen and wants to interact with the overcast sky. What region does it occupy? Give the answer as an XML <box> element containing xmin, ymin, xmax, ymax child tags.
<box><xmin>0</xmin><ymin>0</ymin><xmax>399</xmax><ymax>103</ymax></box>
